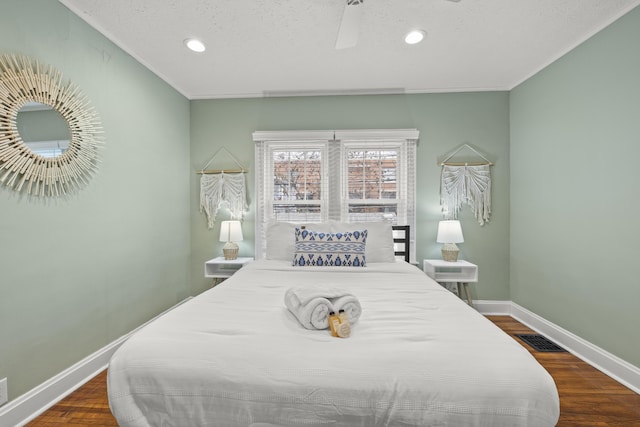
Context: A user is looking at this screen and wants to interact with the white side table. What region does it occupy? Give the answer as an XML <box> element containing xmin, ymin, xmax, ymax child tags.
<box><xmin>423</xmin><ymin>259</ymin><xmax>478</xmax><ymax>306</ymax></box>
<box><xmin>204</xmin><ymin>256</ymin><xmax>253</xmax><ymax>285</ymax></box>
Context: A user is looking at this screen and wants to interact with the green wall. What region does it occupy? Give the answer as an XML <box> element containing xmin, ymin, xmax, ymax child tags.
<box><xmin>190</xmin><ymin>94</ymin><xmax>511</xmax><ymax>298</ymax></box>
<box><xmin>0</xmin><ymin>0</ymin><xmax>191</xmax><ymax>401</ymax></box>
<box><xmin>510</xmin><ymin>6</ymin><xmax>640</xmax><ymax>366</ymax></box>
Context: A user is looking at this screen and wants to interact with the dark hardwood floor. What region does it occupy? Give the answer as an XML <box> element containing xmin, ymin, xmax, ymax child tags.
<box><xmin>26</xmin><ymin>316</ymin><xmax>640</xmax><ymax>426</ymax></box>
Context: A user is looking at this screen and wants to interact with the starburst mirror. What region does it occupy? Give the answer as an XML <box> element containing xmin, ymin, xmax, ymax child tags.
<box><xmin>0</xmin><ymin>54</ymin><xmax>103</xmax><ymax>196</ymax></box>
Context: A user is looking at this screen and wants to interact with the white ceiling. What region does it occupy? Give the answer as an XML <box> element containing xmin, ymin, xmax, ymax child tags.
<box><xmin>59</xmin><ymin>0</ymin><xmax>640</xmax><ymax>100</ymax></box>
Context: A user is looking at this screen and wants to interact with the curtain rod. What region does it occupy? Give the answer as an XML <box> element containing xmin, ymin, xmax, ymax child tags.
<box><xmin>440</xmin><ymin>161</ymin><xmax>493</xmax><ymax>166</ymax></box>
<box><xmin>197</xmin><ymin>169</ymin><xmax>247</xmax><ymax>175</ymax></box>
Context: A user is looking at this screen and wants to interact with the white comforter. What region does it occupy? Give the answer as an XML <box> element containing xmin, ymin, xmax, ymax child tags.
<box><xmin>108</xmin><ymin>260</ymin><xmax>559</xmax><ymax>427</ymax></box>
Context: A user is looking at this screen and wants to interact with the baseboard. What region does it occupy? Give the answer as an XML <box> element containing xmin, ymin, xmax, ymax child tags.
<box><xmin>475</xmin><ymin>300</ymin><xmax>639</xmax><ymax>394</ymax></box>
<box><xmin>509</xmin><ymin>302</ymin><xmax>640</xmax><ymax>395</ymax></box>
<box><xmin>0</xmin><ymin>297</ymin><xmax>192</xmax><ymax>427</ymax></box>
<box><xmin>473</xmin><ymin>299</ymin><xmax>512</xmax><ymax>315</ymax></box>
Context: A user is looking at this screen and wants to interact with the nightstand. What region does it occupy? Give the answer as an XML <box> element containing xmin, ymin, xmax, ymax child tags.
<box><xmin>204</xmin><ymin>256</ymin><xmax>253</xmax><ymax>285</ymax></box>
<box><xmin>423</xmin><ymin>259</ymin><xmax>478</xmax><ymax>306</ymax></box>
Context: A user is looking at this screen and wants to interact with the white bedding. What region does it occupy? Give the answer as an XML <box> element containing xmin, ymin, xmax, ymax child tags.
<box><xmin>108</xmin><ymin>260</ymin><xmax>559</xmax><ymax>427</ymax></box>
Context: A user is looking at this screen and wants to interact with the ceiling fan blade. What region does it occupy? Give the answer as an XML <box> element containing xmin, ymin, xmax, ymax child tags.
<box><xmin>335</xmin><ymin>0</ymin><xmax>364</xmax><ymax>50</ymax></box>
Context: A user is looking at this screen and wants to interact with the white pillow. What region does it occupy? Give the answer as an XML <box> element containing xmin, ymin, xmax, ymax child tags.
<box><xmin>265</xmin><ymin>221</ymin><xmax>333</xmax><ymax>261</ymax></box>
<box><xmin>329</xmin><ymin>221</ymin><xmax>395</xmax><ymax>263</ymax></box>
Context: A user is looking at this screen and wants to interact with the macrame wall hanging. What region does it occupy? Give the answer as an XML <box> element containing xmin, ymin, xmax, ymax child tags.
<box><xmin>199</xmin><ymin>147</ymin><xmax>248</xmax><ymax>229</ymax></box>
<box><xmin>439</xmin><ymin>144</ymin><xmax>493</xmax><ymax>226</ymax></box>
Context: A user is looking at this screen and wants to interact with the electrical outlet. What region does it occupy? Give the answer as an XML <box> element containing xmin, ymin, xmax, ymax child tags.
<box><xmin>0</xmin><ymin>377</ymin><xmax>7</xmax><ymax>406</ymax></box>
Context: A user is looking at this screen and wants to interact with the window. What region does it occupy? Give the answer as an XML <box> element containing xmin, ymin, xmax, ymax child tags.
<box><xmin>269</xmin><ymin>145</ymin><xmax>327</xmax><ymax>223</ymax></box>
<box><xmin>254</xmin><ymin>129</ymin><xmax>418</xmax><ymax>259</ymax></box>
<box><xmin>343</xmin><ymin>143</ymin><xmax>402</xmax><ymax>223</ymax></box>
<box><xmin>24</xmin><ymin>140</ymin><xmax>69</xmax><ymax>158</ymax></box>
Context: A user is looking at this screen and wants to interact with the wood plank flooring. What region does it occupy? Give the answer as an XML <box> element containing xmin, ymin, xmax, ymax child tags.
<box><xmin>26</xmin><ymin>316</ymin><xmax>640</xmax><ymax>426</ymax></box>
<box><xmin>488</xmin><ymin>316</ymin><xmax>640</xmax><ymax>427</ymax></box>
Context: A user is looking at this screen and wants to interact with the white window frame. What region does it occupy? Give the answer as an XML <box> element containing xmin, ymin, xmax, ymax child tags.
<box><xmin>253</xmin><ymin>129</ymin><xmax>418</xmax><ymax>260</ymax></box>
<box><xmin>25</xmin><ymin>139</ymin><xmax>69</xmax><ymax>158</ymax></box>
<box><xmin>265</xmin><ymin>141</ymin><xmax>329</xmax><ymax>223</ymax></box>
<box><xmin>340</xmin><ymin>141</ymin><xmax>405</xmax><ymax>224</ymax></box>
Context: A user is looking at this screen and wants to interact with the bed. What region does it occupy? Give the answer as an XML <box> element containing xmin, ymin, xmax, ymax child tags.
<box><xmin>107</xmin><ymin>222</ymin><xmax>560</xmax><ymax>427</ymax></box>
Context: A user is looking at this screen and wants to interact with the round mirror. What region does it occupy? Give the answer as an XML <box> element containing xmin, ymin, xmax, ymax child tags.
<box><xmin>0</xmin><ymin>54</ymin><xmax>103</xmax><ymax>196</ymax></box>
<box><xmin>17</xmin><ymin>102</ymin><xmax>71</xmax><ymax>158</ymax></box>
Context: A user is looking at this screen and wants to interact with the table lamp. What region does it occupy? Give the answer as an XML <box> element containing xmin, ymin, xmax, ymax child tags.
<box><xmin>220</xmin><ymin>220</ymin><xmax>243</xmax><ymax>260</ymax></box>
<box><xmin>436</xmin><ymin>220</ymin><xmax>464</xmax><ymax>262</ymax></box>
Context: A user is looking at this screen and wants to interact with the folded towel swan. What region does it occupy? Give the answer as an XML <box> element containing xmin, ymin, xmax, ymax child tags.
<box><xmin>284</xmin><ymin>286</ymin><xmax>361</xmax><ymax>330</ymax></box>
<box><xmin>332</xmin><ymin>294</ymin><xmax>362</xmax><ymax>324</ymax></box>
<box><xmin>284</xmin><ymin>287</ymin><xmax>333</xmax><ymax>329</ymax></box>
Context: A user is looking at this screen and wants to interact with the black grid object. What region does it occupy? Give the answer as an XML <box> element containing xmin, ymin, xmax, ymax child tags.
<box><xmin>515</xmin><ymin>334</ymin><xmax>567</xmax><ymax>352</ymax></box>
<box><xmin>392</xmin><ymin>225</ymin><xmax>410</xmax><ymax>263</ymax></box>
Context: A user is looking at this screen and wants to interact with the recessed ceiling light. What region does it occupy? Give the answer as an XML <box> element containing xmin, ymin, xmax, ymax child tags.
<box><xmin>404</xmin><ymin>30</ymin><xmax>426</xmax><ymax>45</ymax></box>
<box><xmin>184</xmin><ymin>38</ymin><xmax>206</xmax><ymax>53</ymax></box>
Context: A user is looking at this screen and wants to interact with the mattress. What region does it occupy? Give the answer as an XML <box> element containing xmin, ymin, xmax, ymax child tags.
<box><xmin>107</xmin><ymin>260</ymin><xmax>560</xmax><ymax>426</ymax></box>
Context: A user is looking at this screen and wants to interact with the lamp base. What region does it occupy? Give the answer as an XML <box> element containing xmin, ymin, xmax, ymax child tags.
<box><xmin>441</xmin><ymin>243</ymin><xmax>460</xmax><ymax>262</ymax></box>
<box><xmin>223</xmin><ymin>241</ymin><xmax>239</xmax><ymax>260</ymax></box>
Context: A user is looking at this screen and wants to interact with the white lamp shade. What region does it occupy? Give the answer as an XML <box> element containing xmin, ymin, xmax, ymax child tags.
<box><xmin>436</xmin><ymin>220</ymin><xmax>464</xmax><ymax>243</ymax></box>
<box><xmin>219</xmin><ymin>220</ymin><xmax>243</xmax><ymax>242</ymax></box>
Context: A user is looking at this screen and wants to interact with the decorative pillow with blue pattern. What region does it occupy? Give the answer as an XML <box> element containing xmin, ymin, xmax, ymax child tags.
<box><xmin>293</xmin><ymin>228</ymin><xmax>368</xmax><ymax>267</ymax></box>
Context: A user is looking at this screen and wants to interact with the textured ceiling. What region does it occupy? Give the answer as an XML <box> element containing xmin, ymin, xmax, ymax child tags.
<box><xmin>59</xmin><ymin>0</ymin><xmax>640</xmax><ymax>100</ymax></box>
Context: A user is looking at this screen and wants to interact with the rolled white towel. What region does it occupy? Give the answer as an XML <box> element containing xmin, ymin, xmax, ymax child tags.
<box><xmin>331</xmin><ymin>294</ymin><xmax>362</xmax><ymax>324</ymax></box>
<box><xmin>284</xmin><ymin>287</ymin><xmax>335</xmax><ymax>330</ymax></box>
<box><xmin>287</xmin><ymin>285</ymin><xmax>353</xmax><ymax>305</ymax></box>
